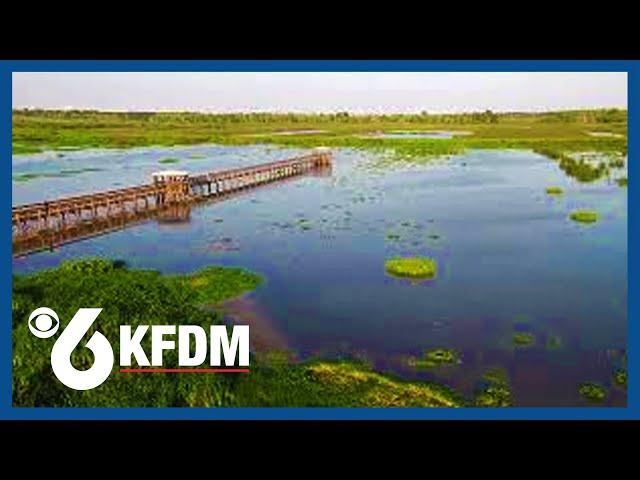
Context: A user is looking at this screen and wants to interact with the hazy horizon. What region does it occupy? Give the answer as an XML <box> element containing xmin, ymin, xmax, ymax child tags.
<box><xmin>12</xmin><ymin>72</ymin><xmax>627</xmax><ymax>114</ymax></box>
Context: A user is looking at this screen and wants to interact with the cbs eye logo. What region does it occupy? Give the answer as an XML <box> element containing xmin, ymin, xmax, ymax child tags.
<box><xmin>28</xmin><ymin>307</ymin><xmax>60</xmax><ymax>339</ymax></box>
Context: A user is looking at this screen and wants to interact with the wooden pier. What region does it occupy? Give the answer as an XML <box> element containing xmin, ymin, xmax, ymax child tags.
<box><xmin>12</xmin><ymin>148</ymin><xmax>332</xmax><ymax>257</ymax></box>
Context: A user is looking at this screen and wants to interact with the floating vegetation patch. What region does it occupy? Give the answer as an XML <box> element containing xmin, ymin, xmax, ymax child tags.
<box><xmin>12</xmin><ymin>167</ymin><xmax>104</xmax><ymax>182</ymax></box>
<box><xmin>178</xmin><ymin>265</ymin><xmax>263</xmax><ymax>306</ymax></box>
<box><xmin>475</xmin><ymin>368</ymin><xmax>513</xmax><ymax>407</ymax></box>
<box><xmin>616</xmin><ymin>177</ymin><xmax>628</xmax><ymax>187</ymax></box>
<box><xmin>546</xmin><ymin>334</ymin><xmax>562</xmax><ymax>350</ymax></box>
<box><xmin>235</xmin><ymin>360</ymin><xmax>464</xmax><ymax>407</ymax></box>
<box><xmin>536</xmin><ymin>149</ymin><xmax>621</xmax><ymax>183</ymax></box>
<box><xmin>384</xmin><ymin>257</ymin><xmax>437</xmax><ymax>280</ymax></box>
<box><xmin>159</xmin><ymin>157</ymin><xmax>180</xmax><ymax>164</ymax></box>
<box><xmin>514</xmin><ymin>332</ymin><xmax>535</xmax><ymax>347</ymax></box>
<box><xmin>578</xmin><ymin>382</ymin><xmax>607</xmax><ymax>402</ymax></box>
<box><xmin>613</xmin><ymin>369</ymin><xmax>627</xmax><ymax>389</ymax></box>
<box><xmin>296</xmin><ymin>218</ymin><xmax>313</xmax><ymax>231</ymax></box>
<box><xmin>569</xmin><ymin>209</ymin><xmax>599</xmax><ymax>224</ymax></box>
<box><xmin>545</xmin><ymin>186</ymin><xmax>564</xmax><ymax>195</ymax></box>
<box><xmin>408</xmin><ymin>348</ymin><xmax>461</xmax><ymax>369</ymax></box>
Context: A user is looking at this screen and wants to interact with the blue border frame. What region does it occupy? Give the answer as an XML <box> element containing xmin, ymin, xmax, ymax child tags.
<box><xmin>1</xmin><ymin>60</ymin><xmax>634</xmax><ymax>420</ymax></box>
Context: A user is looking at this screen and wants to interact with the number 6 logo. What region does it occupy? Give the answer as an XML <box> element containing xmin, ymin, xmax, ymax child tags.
<box><xmin>43</xmin><ymin>308</ymin><xmax>114</xmax><ymax>391</ymax></box>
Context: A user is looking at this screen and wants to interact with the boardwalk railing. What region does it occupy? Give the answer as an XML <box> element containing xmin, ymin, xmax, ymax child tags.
<box><xmin>12</xmin><ymin>149</ymin><xmax>332</xmax><ymax>257</ymax></box>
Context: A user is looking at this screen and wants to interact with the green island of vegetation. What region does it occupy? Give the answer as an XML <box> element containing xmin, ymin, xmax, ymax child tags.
<box><xmin>385</xmin><ymin>257</ymin><xmax>437</xmax><ymax>279</ymax></box>
<box><xmin>474</xmin><ymin>368</ymin><xmax>513</xmax><ymax>407</ymax></box>
<box><xmin>13</xmin><ymin>258</ymin><xmax>468</xmax><ymax>407</ymax></box>
<box><xmin>159</xmin><ymin>157</ymin><xmax>180</xmax><ymax>164</ymax></box>
<box><xmin>578</xmin><ymin>382</ymin><xmax>607</xmax><ymax>402</ymax></box>
<box><xmin>514</xmin><ymin>332</ymin><xmax>535</xmax><ymax>347</ymax></box>
<box><xmin>408</xmin><ymin>348</ymin><xmax>461</xmax><ymax>369</ymax></box>
<box><xmin>546</xmin><ymin>334</ymin><xmax>562</xmax><ymax>349</ymax></box>
<box><xmin>545</xmin><ymin>186</ymin><xmax>564</xmax><ymax>195</ymax></box>
<box><xmin>613</xmin><ymin>369</ymin><xmax>627</xmax><ymax>389</ymax></box>
<box><xmin>569</xmin><ymin>209</ymin><xmax>599</xmax><ymax>224</ymax></box>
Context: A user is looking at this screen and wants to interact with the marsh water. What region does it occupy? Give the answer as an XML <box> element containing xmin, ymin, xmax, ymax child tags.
<box><xmin>12</xmin><ymin>144</ymin><xmax>627</xmax><ymax>406</ymax></box>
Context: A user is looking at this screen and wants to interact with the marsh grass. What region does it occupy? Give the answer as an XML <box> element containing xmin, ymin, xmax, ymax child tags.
<box><xmin>475</xmin><ymin>368</ymin><xmax>513</xmax><ymax>407</ymax></box>
<box><xmin>12</xmin><ymin>110</ymin><xmax>627</xmax><ymax>161</ymax></box>
<box><xmin>13</xmin><ymin>167</ymin><xmax>104</xmax><ymax>182</ymax></box>
<box><xmin>159</xmin><ymin>157</ymin><xmax>180</xmax><ymax>164</ymax></box>
<box><xmin>613</xmin><ymin>369</ymin><xmax>627</xmax><ymax>389</ymax></box>
<box><xmin>408</xmin><ymin>348</ymin><xmax>461</xmax><ymax>369</ymax></box>
<box><xmin>514</xmin><ymin>332</ymin><xmax>535</xmax><ymax>347</ymax></box>
<box><xmin>232</xmin><ymin>360</ymin><xmax>464</xmax><ymax>407</ymax></box>
<box><xmin>385</xmin><ymin>257</ymin><xmax>437</xmax><ymax>279</ymax></box>
<box><xmin>545</xmin><ymin>186</ymin><xmax>564</xmax><ymax>195</ymax></box>
<box><xmin>547</xmin><ymin>334</ymin><xmax>562</xmax><ymax>350</ymax></box>
<box><xmin>578</xmin><ymin>382</ymin><xmax>607</xmax><ymax>402</ymax></box>
<box><xmin>569</xmin><ymin>210</ymin><xmax>599</xmax><ymax>224</ymax></box>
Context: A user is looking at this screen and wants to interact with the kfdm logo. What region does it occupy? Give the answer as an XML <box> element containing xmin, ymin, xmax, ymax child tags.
<box><xmin>28</xmin><ymin>307</ymin><xmax>250</xmax><ymax>391</ymax></box>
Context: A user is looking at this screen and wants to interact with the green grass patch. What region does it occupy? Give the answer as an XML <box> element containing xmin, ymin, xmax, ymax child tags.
<box><xmin>546</xmin><ymin>334</ymin><xmax>562</xmax><ymax>349</ymax></box>
<box><xmin>159</xmin><ymin>157</ymin><xmax>180</xmax><ymax>164</ymax></box>
<box><xmin>569</xmin><ymin>209</ymin><xmax>599</xmax><ymax>224</ymax></box>
<box><xmin>514</xmin><ymin>332</ymin><xmax>535</xmax><ymax>347</ymax></box>
<box><xmin>475</xmin><ymin>368</ymin><xmax>513</xmax><ymax>407</ymax></box>
<box><xmin>408</xmin><ymin>348</ymin><xmax>461</xmax><ymax>368</ymax></box>
<box><xmin>545</xmin><ymin>186</ymin><xmax>564</xmax><ymax>195</ymax></box>
<box><xmin>384</xmin><ymin>257</ymin><xmax>437</xmax><ymax>279</ymax></box>
<box><xmin>578</xmin><ymin>382</ymin><xmax>607</xmax><ymax>402</ymax></box>
<box><xmin>613</xmin><ymin>369</ymin><xmax>627</xmax><ymax>389</ymax></box>
<box><xmin>174</xmin><ymin>266</ymin><xmax>262</xmax><ymax>306</ymax></box>
<box><xmin>13</xmin><ymin>167</ymin><xmax>104</xmax><ymax>183</ymax></box>
<box><xmin>231</xmin><ymin>360</ymin><xmax>463</xmax><ymax>407</ymax></box>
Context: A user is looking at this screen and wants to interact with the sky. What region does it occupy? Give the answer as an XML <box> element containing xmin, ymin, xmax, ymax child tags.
<box><xmin>12</xmin><ymin>72</ymin><xmax>627</xmax><ymax>114</ymax></box>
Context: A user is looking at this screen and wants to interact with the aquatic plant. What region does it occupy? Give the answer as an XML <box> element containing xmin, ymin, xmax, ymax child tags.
<box><xmin>425</xmin><ymin>348</ymin><xmax>459</xmax><ymax>365</ymax></box>
<box><xmin>475</xmin><ymin>384</ymin><xmax>513</xmax><ymax>407</ymax></box>
<box><xmin>232</xmin><ymin>360</ymin><xmax>464</xmax><ymax>407</ymax></box>
<box><xmin>578</xmin><ymin>382</ymin><xmax>607</xmax><ymax>402</ymax></box>
<box><xmin>384</xmin><ymin>257</ymin><xmax>437</xmax><ymax>279</ymax></box>
<box><xmin>296</xmin><ymin>218</ymin><xmax>313</xmax><ymax>231</ymax></box>
<box><xmin>617</xmin><ymin>177</ymin><xmax>628</xmax><ymax>187</ymax></box>
<box><xmin>408</xmin><ymin>348</ymin><xmax>461</xmax><ymax>368</ymax></box>
<box><xmin>569</xmin><ymin>209</ymin><xmax>599</xmax><ymax>224</ymax></box>
<box><xmin>613</xmin><ymin>369</ymin><xmax>627</xmax><ymax>389</ymax></box>
<box><xmin>475</xmin><ymin>368</ymin><xmax>513</xmax><ymax>407</ymax></box>
<box><xmin>546</xmin><ymin>334</ymin><xmax>562</xmax><ymax>349</ymax></box>
<box><xmin>513</xmin><ymin>332</ymin><xmax>535</xmax><ymax>347</ymax></box>
<box><xmin>159</xmin><ymin>157</ymin><xmax>180</xmax><ymax>164</ymax></box>
<box><xmin>13</xmin><ymin>167</ymin><xmax>103</xmax><ymax>182</ymax></box>
<box><xmin>545</xmin><ymin>186</ymin><xmax>564</xmax><ymax>195</ymax></box>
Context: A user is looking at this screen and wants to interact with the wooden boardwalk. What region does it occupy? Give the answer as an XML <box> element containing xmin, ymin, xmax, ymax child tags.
<box><xmin>12</xmin><ymin>149</ymin><xmax>332</xmax><ymax>257</ymax></box>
